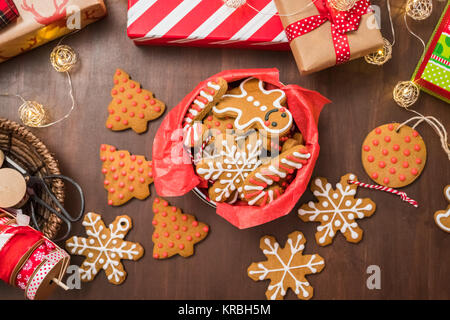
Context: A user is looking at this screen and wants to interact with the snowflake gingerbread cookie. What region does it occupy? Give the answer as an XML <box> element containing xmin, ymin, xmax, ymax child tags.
<box><xmin>298</xmin><ymin>173</ymin><xmax>377</xmax><ymax>246</ymax></box>
<box><xmin>65</xmin><ymin>212</ymin><xmax>144</xmax><ymax>285</ymax></box>
<box><xmin>247</xmin><ymin>231</ymin><xmax>325</xmax><ymax>300</ymax></box>
<box><xmin>196</xmin><ymin>133</ymin><xmax>263</xmax><ymax>203</ymax></box>
<box><xmin>106</xmin><ymin>69</ymin><xmax>165</xmax><ymax>134</ymax></box>
<box><xmin>434</xmin><ymin>185</ymin><xmax>450</xmax><ymax>233</ymax></box>
<box><xmin>213</xmin><ymin>77</ymin><xmax>293</xmax><ymax>137</ymax></box>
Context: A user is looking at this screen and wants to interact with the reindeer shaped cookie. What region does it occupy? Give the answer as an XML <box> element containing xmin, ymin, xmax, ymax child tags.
<box><xmin>212</xmin><ymin>78</ymin><xmax>293</xmax><ymax>137</ymax></box>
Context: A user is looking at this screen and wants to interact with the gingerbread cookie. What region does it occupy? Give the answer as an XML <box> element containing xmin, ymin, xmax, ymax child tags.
<box><xmin>281</xmin><ymin>133</ymin><xmax>303</xmax><ymax>153</ymax></box>
<box><xmin>213</xmin><ymin>78</ymin><xmax>292</xmax><ymax>137</ymax></box>
<box><xmin>66</xmin><ymin>212</ymin><xmax>144</xmax><ymax>285</ymax></box>
<box><xmin>100</xmin><ymin>144</ymin><xmax>153</xmax><ymax>206</ymax></box>
<box><xmin>362</xmin><ymin>123</ymin><xmax>427</xmax><ymax>188</ymax></box>
<box><xmin>196</xmin><ymin>133</ymin><xmax>263</xmax><ymax>203</ymax></box>
<box><xmin>106</xmin><ymin>69</ymin><xmax>165</xmax><ymax>134</ymax></box>
<box><xmin>182</xmin><ymin>78</ymin><xmax>228</xmax><ymax>147</ymax></box>
<box><xmin>298</xmin><ymin>173</ymin><xmax>376</xmax><ymax>246</ymax></box>
<box><xmin>434</xmin><ymin>185</ymin><xmax>450</xmax><ymax>233</ymax></box>
<box><xmin>152</xmin><ymin>198</ymin><xmax>209</xmax><ymax>259</ymax></box>
<box><xmin>247</xmin><ymin>231</ymin><xmax>325</xmax><ymax>300</ymax></box>
<box><xmin>243</xmin><ymin>145</ymin><xmax>310</xmax><ymax>206</ymax></box>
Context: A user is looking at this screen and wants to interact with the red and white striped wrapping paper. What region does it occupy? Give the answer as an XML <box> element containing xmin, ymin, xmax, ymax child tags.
<box><xmin>127</xmin><ymin>0</ymin><xmax>289</xmax><ymax>50</ymax></box>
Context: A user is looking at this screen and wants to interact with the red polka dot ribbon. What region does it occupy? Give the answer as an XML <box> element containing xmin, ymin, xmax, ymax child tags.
<box><xmin>284</xmin><ymin>0</ymin><xmax>371</xmax><ymax>65</ymax></box>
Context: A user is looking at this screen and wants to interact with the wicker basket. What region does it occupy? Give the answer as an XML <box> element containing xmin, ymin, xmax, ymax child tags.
<box><xmin>0</xmin><ymin>118</ymin><xmax>64</xmax><ymax>240</ymax></box>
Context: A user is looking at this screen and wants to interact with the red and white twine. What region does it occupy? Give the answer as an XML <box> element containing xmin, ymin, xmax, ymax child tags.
<box><xmin>348</xmin><ymin>180</ymin><xmax>418</xmax><ymax>208</ymax></box>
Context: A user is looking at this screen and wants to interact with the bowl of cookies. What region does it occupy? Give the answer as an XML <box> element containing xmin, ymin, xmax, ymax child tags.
<box><xmin>152</xmin><ymin>68</ymin><xmax>330</xmax><ymax>228</ymax></box>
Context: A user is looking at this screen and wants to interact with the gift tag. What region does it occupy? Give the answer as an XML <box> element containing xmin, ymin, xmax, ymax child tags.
<box><xmin>361</xmin><ymin>123</ymin><xmax>427</xmax><ymax>188</ymax></box>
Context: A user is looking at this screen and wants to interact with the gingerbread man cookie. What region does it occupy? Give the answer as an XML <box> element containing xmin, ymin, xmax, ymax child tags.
<box><xmin>247</xmin><ymin>231</ymin><xmax>325</xmax><ymax>300</ymax></box>
<box><xmin>213</xmin><ymin>77</ymin><xmax>292</xmax><ymax>137</ymax></box>
<box><xmin>106</xmin><ymin>69</ymin><xmax>165</xmax><ymax>134</ymax></box>
<box><xmin>434</xmin><ymin>185</ymin><xmax>450</xmax><ymax>233</ymax></box>
<box><xmin>152</xmin><ymin>198</ymin><xmax>209</xmax><ymax>259</ymax></box>
<box><xmin>243</xmin><ymin>145</ymin><xmax>310</xmax><ymax>206</ymax></box>
<box><xmin>196</xmin><ymin>133</ymin><xmax>263</xmax><ymax>203</ymax></box>
<box><xmin>100</xmin><ymin>144</ymin><xmax>153</xmax><ymax>206</ymax></box>
<box><xmin>362</xmin><ymin>123</ymin><xmax>427</xmax><ymax>188</ymax></box>
<box><xmin>66</xmin><ymin>212</ymin><xmax>144</xmax><ymax>285</ymax></box>
<box><xmin>183</xmin><ymin>78</ymin><xmax>228</xmax><ymax>147</ymax></box>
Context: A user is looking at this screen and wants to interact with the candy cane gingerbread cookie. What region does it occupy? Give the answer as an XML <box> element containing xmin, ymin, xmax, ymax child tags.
<box><xmin>183</xmin><ymin>78</ymin><xmax>228</xmax><ymax>147</ymax></box>
<box><xmin>243</xmin><ymin>145</ymin><xmax>311</xmax><ymax>206</ymax></box>
<box><xmin>213</xmin><ymin>78</ymin><xmax>293</xmax><ymax>137</ymax></box>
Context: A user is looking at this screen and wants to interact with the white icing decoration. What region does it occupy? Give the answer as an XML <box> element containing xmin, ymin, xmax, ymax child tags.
<box><xmin>212</xmin><ymin>77</ymin><xmax>292</xmax><ymax>135</ymax></box>
<box><xmin>248</xmin><ymin>233</ymin><xmax>324</xmax><ymax>300</ymax></box>
<box><xmin>207</xmin><ymin>81</ymin><xmax>221</xmax><ymax>90</ymax></box>
<box><xmin>66</xmin><ymin>213</ymin><xmax>140</xmax><ymax>283</ymax></box>
<box><xmin>247</xmin><ymin>96</ymin><xmax>254</xmax><ymax>102</ymax></box>
<box><xmin>281</xmin><ymin>158</ymin><xmax>303</xmax><ymax>169</ymax></box>
<box><xmin>298</xmin><ymin>177</ymin><xmax>375</xmax><ymax>244</ymax></box>
<box><xmin>253</xmin><ymin>101</ymin><xmax>260</xmax><ymax>107</ymax></box>
<box><xmin>200</xmin><ymin>90</ymin><xmax>213</xmax><ymax>102</ymax></box>
<box><xmin>260</xmin><ymin>106</ymin><xmax>267</xmax><ymax>111</ymax></box>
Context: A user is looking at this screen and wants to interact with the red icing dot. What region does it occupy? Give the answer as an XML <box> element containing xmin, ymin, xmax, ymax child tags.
<box><xmin>112</xmin><ymin>89</ymin><xmax>117</xmax><ymax>95</ymax></box>
<box><xmin>186</xmin><ymin>236</ymin><xmax>192</xmax><ymax>241</ymax></box>
<box><xmin>136</xmin><ymin>88</ymin><xmax>142</xmax><ymax>93</ymax></box>
<box><xmin>171</xmin><ymin>216</ymin><xmax>176</xmax><ymax>222</ymax></box>
<box><xmin>389</xmin><ymin>168</ymin><xmax>396</xmax><ymax>174</ymax></box>
<box><xmin>154</xmin><ymin>233</ymin><xmax>159</xmax><ymax>238</ymax></box>
<box><xmin>383</xmin><ymin>177</ymin><xmax>389</xmax><ymax>184</ymax></box>
<box><xmin>154</xmin><ymin>106</ymin><xmax>161</xmax><ymax>112</ymax></box>
<box><xmin>122</xmin><ymin>119</ymin><xmax>128</xmax><ymax>125</ymax></box>
<box><xmin>108</xmin><ymin>200</ymin><xmax>113</xmax><ymax>205</ymax></box>
<box><xmin>114</xmin><ymin>79</ymin><xmax>119</xmax><ymax>85</ymax></box>
<box><xmin>264</xmin><ymin>120</ymin><xmax>270</xmax><ymax>126</ymax></box>
<box><xmin>411</xmin><ymin>168</ymin><xmax>418</xmax><ymax>175</ymax></box>
<box><xmin>109</xmin><ymin>156</ymin><xmax>115</xmax><ymax>161</ymax></box>
<box><xmin>129</xmin><ymin>186</ymin><xmax>134</xmax><ymax>191</ymax></box>
<box><xmin>162</xmin><ymin>252</ymin><xmax>168</xmax><ymax>258</ymax></box>
<box><xmin>114</xmin><ymin>116</ymin><xmax>120</xmax><ymax>122</ymax></box>
<box><xmin>415</xmin><ymin>158</ymin><xmax>422</xmax><ymax>164</ymax></box>
<box><xmin>371</xmin><ymin>172</ymin><xmax>378</xmax><ymax>179</ymax></box>
<box><xmin>414</xmin><ymin>144</ymin><xmax>421</xmax><ymax>151</ymax></box>
<box><xmin>109</xmin><ymin>188</ymin><xmax>115</xmax><ymax>193</ymax></box>
<box><xmin>162</xmin><ymin>222</ymin><xmax>167</xmax><ymax>228</ymax></box>
<box><xmin>130</xmin><ymin>83</ymin><xmax>135</xmax><ymax>88</ymax></box>
<box><xmin>104</xmin><ymin>180</ymin><xmax>110</xmax><ymax>186</ymax></box>
<box><xmin>113</xmin><ymin>174</ymin><xmax>119</xmax><ymax>180</ymax></box>
<box><xmin>132</xmin><ymin>101</ymin><xmax>137</xmax><ymax>107</ymax></box>
<box><xmin>168</xmin><ymin>242</ymin><xmax>174</xmax><ymax>248</ymax></box>
<box><xmin>192</xmin><ymin>221</ymin><xmax>198</xmax><ymax>227</ymax></box>
<box><xmin>138</xmin><ymin>113</ymin><xmax>145</xmax><ymax>119</ymax></box>
<box><xmin>119</xmin><ymin>87</ymin><xmax>124</xmax><ymax>92</ymax></box>
<box><xmin>101</xmin><ymin>156</ymin><xmax>107</xmax><ymax>162</ymax></box>
<box><xmin>182</xmin><ymin>215</ymin><xmax>187</xmax><ymax>221</ymax></box>
<box><xmin>171</xmin><ymin>207</ymin><xmax>177</xmax><ymax>212</ymax></box>
<box><xmin>161</xmin><ymin>211</ymin><xmax>167</xmax><ymax>217</ymax></box>
<box><xmin>393</xmin><ymin>144</ymin><xmax>400</xmax><ymax>151</ymax></box>
<box><xmin>121</xmin><ymin>170</ymin><xmax>127</xmax><ymax>176</ymax></box>
<box><xmin>157</xmin><ymin>243</ymin><xmax>163</xmax><ymax>248</ymax></box>
<box><xmin>155</xmin><ymin>198</ymin><xmax>160</xmax><ymax>203</ymax></box>
<box><xmin>127</xmin><ymin>94</ymin><xmax>133</xmax><ymax>99</ymax></box>
<box><xmin>154</xmin><ymin>208</ymin><xmax>159</xmax><ymax>214</ymax></box>
<box><xmin>195</xmin><ymin>232</ymin><xmax>201</xmax><ymax>238</ymax></box>
<box><xmin>122</xmin><ymin>107</ymin><xmax>127</xmax><ymax>113</ymax></box>
<box><xmin>367</xmin><ymin>155</ymin><xmax>374</xmax><ymax>162</ymax></box>
<box><xmin>375</xmin><ymin>128</ymin><xmax>381</xmax><ymax>134</ymax></box>
<box><xmin>116</xmin><ymin>70</ymin><xmax>121</xmax><ymax>76</ymax></box>
<box><xmin>174</xmin><ymin>225</ymin><xmax>179</xmax><ymax>230</ymax></box>
<box><xmin>131</xmin><ymin>155</ymin><xmax>136</xmax><ymax>161</ymax></box>
<box><xmin>102</xmin><ymin>168</ymin><xmax>108</xmax><ymax>174</ymax></box>
<box><xmin>378</xmin><ymin>161</ymin><xmax>386</xmax><ymax>168</ymax></box>
<box><xmin>108</xmin><ymin>109</ymin><xmax>114</xmax><ymax>115</ymax></box>
<box><xmin>152</xmin><ymin>220</ymin><xmax>158</xmax><ymax>226</ymax></box>
<box><xmin>402</xmin><ymin>161</ymin><xmax>409</xmax><ymax>168</ymax></box>
<box><xmin>119</xmin><ymin>182</ymin><xmax>125</xmax><ymax>188</ymax></box>
<box><xmin>363</xmin><ymin>145</ymin><xmax>370</xmax><ymax>152</ymax></box>
<box><xmin>182</xmin><ymin>226</ymin><xmax>187</xmax><ymax>232</ymax></box>
<box><xmin>163</xmin><ymin>201</ymin><xmax>168</xmax><ymax>207</ymax></box>
<box><xmin>382</xmin><ymin>149</ymin><xmax>389</xmax><ymax>156</ymax></box>
<box><xmin>399</xmin><ymin>174</ymin><xmax>406</xmax><ymax>181</ymax></box>
<box><xmin>128</xmin><ymin>175</ymin><xmax>135</xmax><ymax>181</ymax></box>
<box><xmin>203</xmin><ymin>226</ymin><xmax>209</xmax><ymax>233</ymax></box>
<box><xmin>153</xmin><ymin>253</ymin><xmax>159</xmax><ymax>259</ymax></box>
<box><xmin>388</xmin><ymin>124</ymin><xmax>394</xmax><ymax>131</ymax></box>
<box><xmin>116</xmin><ymin>99</ymin><xmax>122</xmax><ymax>104</ymax></box>
<box><xmin>384</xmin><ymin>136</ymin><xmax>391</xmax><ymax>142</ymax></box>
<box><xmin>141</xmin><ymin>104</ymin><xmax>147</xmax><ymax>109</ymax></box>
<box><xmin>391</xmin><ymin>157</ymin><xmax>397</xmax><ymax>164</ymax></box>
<box><xmin>163</xmin><ymin>232</ymin><xmax>169</xmax><ymax>237</ymax></box>
<box><xmin>179</xmin><ymin>244</ymin><xmax>185</xmax><ymax>250</ymax></box>
<box><xmin>138</xmin><ymin>168</ymin><xmax>144</xmax><ymax>174</ymax></box>
<box><xmin>175</xmin><ymin>234</ymin><xmax>181</xmax><ymax>240</ymax></box>
<box><xmin>144</xmin><ymin>95</ymin><xmax>150</xmax><ymax>100</ymax></box>
<box><xmin>226</xmin><ymin>124</ymin><xmax>233</xmax><ymax>129</ymax></box>
<box><xmin>372</xmin><ymin>139</ymin><xmax>379</xmax><ymax>146</ymax></box>
<box><xmin>404</xmin><ymin>136</ymin><xmax>411</xmax><ymax>143</ymax></box>
<box><xmin>149</xmin><ymin>99</ymin><xmax>156</xmax><ymax>105</ymax></box>
<box><xmin>403</xmin><ymin>149</ymin><xmax>410</xmax><ymax>156</ymax></box>
<box><xmin>413</xmin><ymin>130</ymin><xmax>419</xmax><ymax>137</ymax></box>
<box><xmin>123</xmin><ymin>78</ymin><xmax>128</xmax><ymax>83</ymax></box>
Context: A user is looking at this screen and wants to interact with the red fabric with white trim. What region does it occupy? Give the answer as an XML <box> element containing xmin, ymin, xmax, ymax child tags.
<box><xmin>284</xmin><ymin>0</ymin><xmax>371</xmax><ymax>65</ymax></box>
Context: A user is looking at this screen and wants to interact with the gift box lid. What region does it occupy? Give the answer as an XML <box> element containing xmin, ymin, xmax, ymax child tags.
<box><xmin>127</xmin><ymin>0</ymin><xmax>289</xmax><ymax>50</ymax></box>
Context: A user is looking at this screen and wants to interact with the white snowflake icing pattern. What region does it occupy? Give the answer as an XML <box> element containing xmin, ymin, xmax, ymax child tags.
<box><xmin>248</xmin><ymin>231</ymin><xmax>325</xmax><ymax>300</ymax></box>
<box><xmin>66</xmin><ymin>212</ymin><xmax>143</xmax><ymax>284</ymax></box>
<box><xmin>298</xmin><ymin>173</ymin><xmax>376</xmax><ymax>246</ymax></box>
<box><xmin>196</xmin><ymin>134</ymin><xmax>262</xmax><ymax>203</ymax></box>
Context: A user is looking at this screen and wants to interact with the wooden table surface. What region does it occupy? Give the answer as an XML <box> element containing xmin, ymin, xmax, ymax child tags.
<box><xmin>0</xmin><ymin>0</ymin><xmax>449</xmax><ymax>300</ymax></box>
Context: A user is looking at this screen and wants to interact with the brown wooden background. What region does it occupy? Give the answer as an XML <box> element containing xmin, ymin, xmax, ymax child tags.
<box><xmin>0</xmin><ymin>0</ymin><xmax>449</xmax><ymax>300</ymax></box>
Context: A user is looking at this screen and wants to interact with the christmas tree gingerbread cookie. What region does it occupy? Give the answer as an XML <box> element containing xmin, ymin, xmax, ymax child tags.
<box><xmin>247</xmin><ymin>231</ymin><xmax>325</xmax><ymax>300</ymax></box>
<box><xmin>100</xmin><ymin>144</ymin><xmax>153</xmax><ymax>206</ymax></box>
<box><xmin>298</xmin><ymin>173</ymin><xmax>376</xmax><ymax>246</ymax></box>
<box><xmin>213</xmin><ymin>77</ymin><xmax>293</xmax><ymax>137</ymax></box>
<box><xmin>106</xmin><ymin>69</ymin><xmax>165</xmax><ymax>134</ymax></box>
<box><xmin>152</xmin><ymin>198</ymin><xmax>209</xmax><ymax>259</ymax></box>
<box><xmin>434</xmin><ymin>185</ymin><xmax>450</xmax><ymax>233</ymax></box>
<box><xmin>65</xmin><ymin>212</ymin><xmax>144</xmax><ymax>285</ymax></box>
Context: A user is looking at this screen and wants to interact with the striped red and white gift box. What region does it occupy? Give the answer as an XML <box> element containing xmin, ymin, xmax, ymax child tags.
<box><xmin>127</xmin><ymin>0</ymin><xmax>289</xmax><ymax>50</ymax></box>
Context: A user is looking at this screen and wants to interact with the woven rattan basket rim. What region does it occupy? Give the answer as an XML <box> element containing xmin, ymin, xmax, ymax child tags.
<box><xmin>0</xmin><ymin>117</ymin><xmax>64</xmax><ymax>240</ymax></box>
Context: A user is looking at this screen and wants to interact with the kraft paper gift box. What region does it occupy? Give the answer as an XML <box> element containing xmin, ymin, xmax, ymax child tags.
<box><xmin>274</xmin><ymin>0</ymin><xmax>384</xmax><ymax>75</ymax></box>
<box><xmin>0</xmin><ymin>0</ymin><xmax>106</xmax><ymax>63</ymax></box>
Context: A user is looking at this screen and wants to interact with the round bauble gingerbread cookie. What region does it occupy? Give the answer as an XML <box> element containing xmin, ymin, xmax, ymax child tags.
<box><xmin>361</xmin><ymin>123</ymin><xmax>427</xmax><ymax>188</ymax></box>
